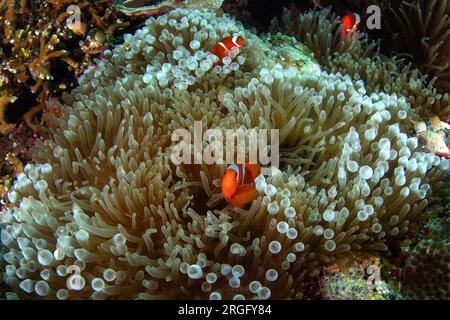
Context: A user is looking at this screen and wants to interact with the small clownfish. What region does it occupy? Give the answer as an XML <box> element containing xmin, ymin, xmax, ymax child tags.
<box><xmin>221</xmin><ymin>163</ymin><xmax>260</xmax><ymax>208</ymax></box>
<box><xmin>212</xmin><ymin>35</ymin><xmax>245</xmax><ymax>65</ymax></box>
<box><xmin>341</xmin><ymin>12</ymin><xmax>361</xmax><ymax>38</ymax></box>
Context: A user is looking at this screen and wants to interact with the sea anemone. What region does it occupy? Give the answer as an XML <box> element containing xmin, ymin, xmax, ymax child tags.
<box><xmin>386</xmin><ymin>0</ymin><xmax>450</xmax><ymax>93</ymax></box>
<box><xmin>271</xmin><ymin>7</ymin><xmax>450</xmax><ymax>121</ymax></box>
<box><xmin>0</xmin><ymin>8</ymin><xmax>448</xmax><ymax>300</ymax></box>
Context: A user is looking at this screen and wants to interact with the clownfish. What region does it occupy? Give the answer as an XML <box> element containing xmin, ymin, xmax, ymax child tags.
<box><xmin>341</xmin><ymin>12</ymin><xmax>361</xmax><ymax>38</ymax></box>
<box><xmin>212</xmin><ymin>35</ymin><xmax>245</xmax><ymax>65</ymax></box>
<box><xmin>221</xmin><ymin>163</ymin><xmax>260</xmax><ymax>208</ymax></box>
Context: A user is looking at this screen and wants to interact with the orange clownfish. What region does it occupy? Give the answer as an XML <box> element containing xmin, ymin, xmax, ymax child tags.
<box><xmin>341</xmin><ymin>12</ymin><xmax>361</xmax><ymax>38</ymax></box>
<box><xmin>221</xmin><ymin>163</ymin><xmax>260</xmax><ymax>208</ymax></box>
<box><xmin>212</xmin><ymin>35</ymin><xmax>245</xmax><ymax>65</ymax></box>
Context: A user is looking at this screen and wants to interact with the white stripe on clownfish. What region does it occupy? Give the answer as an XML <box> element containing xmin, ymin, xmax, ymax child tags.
<box><xmin>346</xmin><ymin>13</ymin><xmax>361</xmax><ymax>32</ymax></box>
<box><xmin>217</xmin><ymin>41</ymin><xmax>230</xmax><ymax>53</ymax></box>
<box><xmin>231</xmin><ymin>35</ymin><xmax>240</xmax><ymax>47</ymax></box>
<box><xmin>227</xmin><ymin>164</ymin><xmax>246</xmax><ymax>184</ymax></box>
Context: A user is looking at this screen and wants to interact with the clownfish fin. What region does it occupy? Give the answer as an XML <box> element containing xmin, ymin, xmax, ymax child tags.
<box><xmin>222</xmin><ymin>166</ymin><xmax>239</xmax><ymax>200</ymax></box>
<box><xmin>229</xmin><ymin>184</ymin><xmax>258</xmax><ymax>208</ymax></box>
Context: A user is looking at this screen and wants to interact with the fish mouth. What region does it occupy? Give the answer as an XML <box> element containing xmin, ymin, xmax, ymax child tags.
<box><xmin>115</xmin><ymin>0</ymin><xmax>185</xmax><ymax>16</ymax></box>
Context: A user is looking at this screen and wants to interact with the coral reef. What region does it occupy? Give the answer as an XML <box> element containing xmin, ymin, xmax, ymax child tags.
<box><xmin>0</xmin><ymin>153</ymin><xmax>23</xmax><ymax>223</ymax></box>
<box><xmin>0</xmin><ymin>230</ymin><xmax>5</xmax><ymax>297</ymax></box>
<box><xmin>0</xmin><ymin>123</ymin><xmax>38</xmax><ymax>231</ymax></box>
<box><xmin>320</xmin><ymin>258</ymin><xmax>394</xmax><ymax>300</ymax></box>
<box><xmin>0</xmin><ymin>8</ymin><xmax>448</xmax><ymax>300</ymax></box>
<box><xmin>0</xmin><ymin>175</ymin><xmax>12</xmax><ymax>206</ymax></box>
<box><xmin>114</xmin><ymin>0</ymin><xmax>224</xmax><ymax>16</ymax></box>
<box><xmin>0</xmin><ymin>87</ymin><xmax>14</xmax><ymax>134</ymax></box>
<box><xmin>0</xmin><ymin>0</ymin><xmax>134</xmax><ymax>134</ymax></box>
<box><xmin>414</xmin><ymin>116</ymin><xmax>450</xmax><ymax>158</ymax></box>
<box><xmin>115</xmin><ymin>0</ymin><xmax>187</xmax><ymax>16</ymax></box>
<box><xmin>400</xmin><ymin>217</ymin><xmax>450</xmax><ymax>299</ymax></box>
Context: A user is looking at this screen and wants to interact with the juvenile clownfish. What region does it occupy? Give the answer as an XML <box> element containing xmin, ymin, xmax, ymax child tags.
<box><xmin>221</xmin><ymin>163</ymin><xmax>260</xmax><ymax>208</ymax></box>
<box><xmin>212</xmin><ymin>35</ymin><xmax>245</xmax><ymax>65</ymax></box>
<box><xmin>341</xmin><ymin>12</ymin><xmax>361</xmax><ymax>38</ymax></box>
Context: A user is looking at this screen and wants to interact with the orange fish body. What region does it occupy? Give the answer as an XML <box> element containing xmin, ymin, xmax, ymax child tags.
<box><xmin>222</xmin><ymin>163</ymin><xmax>260</xmax><ymax>208</ymax></box>
<box><xmin>341</xmin><ymin>12</ymin><xmax>361</xmax><ymax>38</ymax></box>
<box><xmin>212</xmin><ymin>35</ymin><xmax>245</xmax><ymax>65</ymax></box>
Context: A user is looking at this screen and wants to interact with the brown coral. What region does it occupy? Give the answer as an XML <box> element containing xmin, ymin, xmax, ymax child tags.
<box><xmin>401</xmin><ymin>218</ymin><xmax>450</xmax><ymax>300</ymax></box>
<box><xmin>0</xmin><ymin>90</ymin><xmax>14</xmax><ymax>134</ymax></box>
<box><xmin>0</xmin><ymin>0</ymin><xmax>136</xmax><ymax>134</ymax></box>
